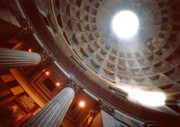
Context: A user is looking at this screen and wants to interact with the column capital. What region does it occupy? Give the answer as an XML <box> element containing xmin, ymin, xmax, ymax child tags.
<box><xmin>99</xmin><ymin>99</ymin><xmax>115</xmax><ymax>116</ymax></box>
<box><xmin>17</xmin><ymin>17</ymin><xmax>34</xmax><ymax>34</ymax></box>
<box><xmin>40</xmin><ymin>48</ymin><xmax>54</xmax><ymax>66</ymax></box>
<box><xmin>66</xmin><ymin>79</ymin><xmax>82</xmax><ymax>94</ymax></box>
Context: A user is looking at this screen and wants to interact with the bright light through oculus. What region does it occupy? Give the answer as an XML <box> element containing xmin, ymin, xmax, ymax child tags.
<box><xmin>112</xmin><ymin>10</ymin><xmax>139</xmax><ymax>38</ymax></box>
<box><xmin>120</xmin><ymin>87</ymin><xmax>166</xmax><ymax>107</ymax></box>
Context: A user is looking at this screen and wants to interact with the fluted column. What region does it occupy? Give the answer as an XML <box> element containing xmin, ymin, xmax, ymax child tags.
<box><xmin>22</xmin><ymin>87</ymin><xmax>75</xmax><ymax>127</ymax></box>
<box><xmin>0</xmin><ymin>48</ymin><xmax>41</xmax><ymax>68</ymax></box>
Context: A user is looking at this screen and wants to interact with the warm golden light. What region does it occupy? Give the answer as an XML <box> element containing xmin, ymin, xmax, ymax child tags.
<box><xmin>56</xmin><ymin>82</ymin><xmax>60</xmax><ymax>87</ymax></box>
<box><xmin>45</xmin><ymin>71</ymin><xmax>50</xmax><ymax>75</ymax></box>
<box><xmin>28</xmin><ymin>49</ymin><xmax>32</xmax><ymax>52</ymax></box>
<box><xmin>120</xmin><ymin>86</ymin><xmax>166</xmax><ymax>107</ymax></box>
<box><xmin>79</xmin><ymin>101</ymin><xmax>85</xmax><ymax>108</ymax></box>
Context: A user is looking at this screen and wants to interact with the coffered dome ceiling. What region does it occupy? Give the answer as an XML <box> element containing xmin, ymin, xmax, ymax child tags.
<box><xmin>7</xmin><ymin>0</ymin><xmax>179</xmax><ymax>125</ymax></box>
<box><xmin>50</xmin><ymin>0</ymin><xmax>180</xmax><ymax>93</ymax></box>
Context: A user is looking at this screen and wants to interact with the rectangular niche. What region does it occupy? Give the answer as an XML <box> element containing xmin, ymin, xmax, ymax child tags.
<box><xmin>43</xmin><ymin>78</ymin><xmax>56</xmax><ymax>92</ymax></box>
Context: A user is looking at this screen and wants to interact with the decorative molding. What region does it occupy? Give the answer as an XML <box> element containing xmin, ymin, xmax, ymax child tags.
<box><xmin>99</xmin><ymin>98</ymin><xmax>115</xmax><ymax>116</ymax></box>
<box><xmin>66</xmin><ymin>79</ymin><xmax>82</xmax><ymax>94</ymax></box>
<box><xmin>143</xmin><ymin>121</ymin><xmax>167</xmax><ymax>127</ymax></box>
<box><xmin>40</xmin><ymin>48</ymin><xmax>54</xmax><ymax>67</ymax></box>
<box><xmin>17</xmin><ymin>17</ymin><xmax>34</xmax><ymax>34</ymax></box>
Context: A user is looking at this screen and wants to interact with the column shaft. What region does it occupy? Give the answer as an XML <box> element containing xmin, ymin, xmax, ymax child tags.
<box><xmin>22</xmin><ymin>87</ymin><xmax>75</xmax><ymax>127</ymax></box>
<box><xmin>0</xmin><ymin>48</ymin><xmax>41</xmax><ymax>68</ymax></box>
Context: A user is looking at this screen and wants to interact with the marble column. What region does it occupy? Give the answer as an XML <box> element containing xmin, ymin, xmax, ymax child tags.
<box><xmin>22</xmin><ymin>87</ymin><xmax>75</xmax><ymax>127</ymax></box>
<box><xmin>0</xmin><ymin>48</ymin><xmax>41</xmax><ymax>68</ymax></box>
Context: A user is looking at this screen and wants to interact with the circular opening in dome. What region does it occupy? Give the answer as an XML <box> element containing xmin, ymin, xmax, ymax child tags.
<box><xmin>112</xmin><ymin>10</ymin><xmax>139</xmax><ymax>39</ymax></box>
